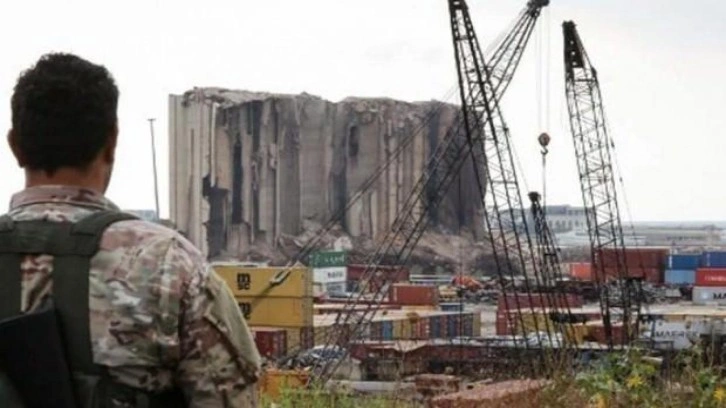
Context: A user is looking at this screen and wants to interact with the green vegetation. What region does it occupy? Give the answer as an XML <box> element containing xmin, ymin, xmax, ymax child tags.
<box><xmin>262</xmin><ymin>385</ymin><xmax>417</xmax><ymax>408</ymax></box>
<box><xmin>542</xmin><ymin>348</ymin><xmax>726</xmax><ymax>408</ymax></box>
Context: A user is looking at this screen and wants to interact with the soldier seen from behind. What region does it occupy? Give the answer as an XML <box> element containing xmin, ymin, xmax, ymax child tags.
<box><xmin>0</xmin><ymin>53</ymin><xmax>261</xmax><ymax>407</ymax></box>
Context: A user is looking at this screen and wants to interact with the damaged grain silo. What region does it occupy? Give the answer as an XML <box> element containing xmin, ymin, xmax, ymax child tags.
<box><xmin>169</xmin><ymin>87</ymin><xmax>483</xmax><ymax>262</ymax></box>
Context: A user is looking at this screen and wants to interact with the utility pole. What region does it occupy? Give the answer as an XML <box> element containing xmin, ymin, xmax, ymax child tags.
<box><xmin>148</xmin><ymin>118</ymin><xmax>160</xmax><ymax>221</ymax></box>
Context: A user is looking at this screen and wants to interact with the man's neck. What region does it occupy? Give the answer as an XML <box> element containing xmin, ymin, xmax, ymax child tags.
<box><xmin>25</xmin><ymin>168</ymin><xmax>105</xmax><ymax>194</ymax></box>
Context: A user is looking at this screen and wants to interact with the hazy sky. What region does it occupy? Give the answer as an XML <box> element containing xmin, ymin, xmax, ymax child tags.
<box><xmin>1</xmin><ymin>0</ymin><xmax>724</xmax><ymax>222</ymax></box>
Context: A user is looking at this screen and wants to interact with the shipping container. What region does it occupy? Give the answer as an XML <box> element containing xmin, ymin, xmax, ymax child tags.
<box><xmin>701</xmin><ymin>252</ymin><xmax>726</xmax><ymax>268</ymax></box>
<box><xmin>251</xmin><ymin>327</ymin><xmax>287</xmax><ymax>359</ymax></box>
<box><xmin>669</xmin><ymin>254</ymin><xmax>701</xmax><ymax>270</ymax></box>
<box><xmin>440</xmin><ymin>303</ymin><xmax>464</xmax><ymax>312</ymax></box>
<box><xmin>213</xmin><ymin>263</ymin><xmax>312</xmax><ymax>298</ymax></box>
<box><xmin>313</xmin><ymin>267</ymin><xmax>347</xmax><ymax>285</ymax></box>
<box><xmin>237</xmin><ymin>297</ymin><xmax>313</xmax><ymax>327</ymax></box>
<box><xmin>601</xmin><ymin>267</ymin><xmax>663</xmax><ymax>284</ymax></box>
<box><xmin>664</xmin><ymin>269</ymin><xmax>696</xmax><ymax>285</ymax></box>
<box><xmin>390</xmin><ymin>284</ymin><xmax>439</xmax><ymax>306</ymax></box>
<box><xmin>642</xmin><ymin>320</ymin><xmax>711</xmax><ymax>350</ymax></box>
<box><xmin>473</xmin><ymin>313</ymin><xmax>482</xmax><ymax>337</ymax></box>
<box><xmin>496</xmin><ymin>312</ymin><xmax>513</xmax><ymax>336</ymax></box>
<box><xmin>696</xmin><ymin>269</ymin><xmax>726</xmax><ymax>287</ymax></box>
<box><xmin>382</xmin><ymin>321</ymin><xmax>394</xmax><ymax>340</ymax></box>
<box><xmin>587</xmin><ymin>322</ymin><xmax>628</xmax><ymax>345</ymax></box>
<box><xmin>569</xmin><ymin>262</ymin><xmax>593</xmax><ymax>281</ymax></box>
<box><xmin>369</xmin><ymin>321</ymin><xmax>383</xmax><ymax>340</ymax></box>
<box><xmin>692</xmin><ymin>287</ymin><xmax>726</xmax><ymax>305</ymax></box>
<box><xmin>430</xmin><ymin>316</ymin><xmax>443</xmax><ymax>338</ymax></box>
<box><xmin>596</xmin><ymin>248</ymin><xmax>668</xmax><ymax>269</ymax></box>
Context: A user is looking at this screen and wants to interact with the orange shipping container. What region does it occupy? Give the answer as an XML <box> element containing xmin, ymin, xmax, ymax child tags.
<box><xmin>569</xmin><ymin>263</ymin><xmax>592</xmax><ymax>280</ymax></box>
<box><xmin>389</xmin><ymin>284</ymin><xmax>439</xmax><ymax>306</ymax></box>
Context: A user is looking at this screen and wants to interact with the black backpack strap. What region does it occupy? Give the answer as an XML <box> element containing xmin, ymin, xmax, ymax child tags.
<box><xmin>0</xmin><ymin>215</ymin><xmax>21</xmax><ymax>321</ymax></box>
<box><xmin>0</xmin><ymin>211</ymin><xmax>137</xmax><ymax>371</ymax></box>
<box><xmin>53</xmin><ymin>211</ymin><xmax>138</xmax><ymax>375</ymax></box>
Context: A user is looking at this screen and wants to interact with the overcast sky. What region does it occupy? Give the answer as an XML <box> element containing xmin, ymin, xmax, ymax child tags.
<box><xmin>1</xmin><ymin>0</ymin><xmax>724</xmax><ymax>222</ymax></box>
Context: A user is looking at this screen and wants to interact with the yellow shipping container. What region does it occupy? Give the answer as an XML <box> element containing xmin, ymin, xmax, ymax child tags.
<box><xmin>259</xmin><ymin>369</ymin><xmax>310</xmax><ymax>401</ymax></box>
<box><xmin>401</xmin><ymin>305</ymin><xmax>438</xmax><ymax>312</ymax></box>
<box><xmin>400</xmin><ymin>320</ymin><xmax>413</xmax><ymax>340</ymax></box>
<box><xmin>393</xmin><ymin>319</ymin><xmax>404</xmax><ymax>339</ymax></box>
<box><xmin>213</xmin><ymin>263</ymin><xmax>312</xmax><ymax>298</ymax></box>
<box><xmin>473</xmin><ymin>312</ymin><xmax>482</xmax><ymax>337</ymax></box>
<box><xmin>557</xmin><ymin>323</ymin><xmax>587</xmax><ymax>345</ymax></box>
<box><xmin>238</xmin><ymin>297</ymin><xmax>313</xmax><ymax>328</ymax></box>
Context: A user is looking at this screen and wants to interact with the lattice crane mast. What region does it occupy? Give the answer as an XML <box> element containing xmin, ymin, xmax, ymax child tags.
<box><xmin>563</xmin><ymin>21</ymin><xmax>636</xmax><ymax>349</ymax></box>
<box><xmin>312</xmin><ymin>0</ymin><xmax>550</xmax><ymax>381</ymax></box>
<box><xmin>449</xmin><ymin>0</ymin><xmax>558</xmax><ymax>372</ymax></box>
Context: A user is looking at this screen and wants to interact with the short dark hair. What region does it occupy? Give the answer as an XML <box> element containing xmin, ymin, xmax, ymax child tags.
<box><xmin>10</xmin><ymin>53</ymin><xmax>119</xmax><ymax>175</ymax></box>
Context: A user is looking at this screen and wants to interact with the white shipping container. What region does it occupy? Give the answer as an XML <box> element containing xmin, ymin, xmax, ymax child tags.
<box><xmin>642</xmin><ymin>320</ymin><xmax>711</xmax><ymax>350</ymax></box>
<box><xmin>314</xmin><ymin>267</ymin><xmax>347</xmax><ymax>284</ymax></box>
<box><xmin>325</xmin><ymin>282</ymin><xmax>347</xmax><ymax>295</ymax></box>
<box><xmin>692</xmin><ymin>287</ymin><xmax>726</xmax><ymax>305</ymax></box>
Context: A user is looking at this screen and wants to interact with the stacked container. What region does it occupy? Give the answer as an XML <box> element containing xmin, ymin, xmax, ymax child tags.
<box><xmin>251</xmin><ymin>328</ymin><xmax>287</xmax><ymax>359</ymax></box>
<box><xmin>389</xmin><ymin>284</ymin><xmax>439</xmax><ymax>306</ymax></box>
<box><xmin>693</xmin><ymin>252</ymin><xmax>726</xmax><ymax>305</ymax></box>
<box><xmin>664</xmin><ymin>254</ymin><xmax>699</xmax><ymax>286</ymax></box>
<box><xmin>212</xmin><ymin>263</ymin><xmax>315</xmax><ymax>356</ymax></box>
<box><xmin>595</xmin><ymin>248</ymin><xmax>668</xmax><ymax>284</ymax></box>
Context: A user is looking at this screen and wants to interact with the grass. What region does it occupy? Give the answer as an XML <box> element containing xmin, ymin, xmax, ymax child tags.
<box><xmin>540</xmin><ymin>347</ymin><xmax>726</xmax><ymax>408</ymax></box>
<box><xmin>262</xmin><ymin>384</ymin><xmax>419</xmax><ymax>408</ymax></box>
<box><xmin>262</xmin><ymin>345</ymin><xmax>726</xmax><ymax>407</ymax></box>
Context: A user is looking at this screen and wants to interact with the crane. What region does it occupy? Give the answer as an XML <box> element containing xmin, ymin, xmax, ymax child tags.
<box><xmin>563</xmin><ymin>21</ymin><xmax>639</xmax><ymax>349</ymax></box>
<box><xmin>528</xmin><ymin>191</ymin><xmax>576</xmax><ymax>320</ymax></box>
<box><xmin>308</xmin><ymin>0</ymin><xmax>553</xmax><ymax>381</ymax></box>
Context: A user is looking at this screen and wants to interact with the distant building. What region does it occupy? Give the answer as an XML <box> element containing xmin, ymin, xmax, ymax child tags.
<box><xmin>525</xmin><ymin>204</ymin><xmax>587</xmax><ymax>234</ymax></box>
<box><xmin>529</xmin><ymin>205</ymin><xmax>724</xmax><ymax>249</ymax></box>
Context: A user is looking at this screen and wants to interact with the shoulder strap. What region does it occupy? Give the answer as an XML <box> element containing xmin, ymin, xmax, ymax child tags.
<box><xmin>52</xmin><ymin>211</ymin><xmax>138</xmax><ymax>376</ymax></box>
<box><xmin>0</xmin><ymin>214</ymin><xmax>22</xmax><ymax>320</ymax></box>
<box><xmin>0</xmin><ymin>211</ymin><xmax>137</xmax><ymax>366</ymax></box>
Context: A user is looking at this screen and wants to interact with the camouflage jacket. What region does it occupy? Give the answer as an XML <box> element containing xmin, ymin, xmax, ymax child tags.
<box><xmin>5</xmin><ymin>185</ymin><xmax>261</xmax><ymax>407</ymax></box>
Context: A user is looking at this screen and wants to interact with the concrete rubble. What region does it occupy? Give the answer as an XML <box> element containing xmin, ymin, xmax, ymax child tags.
<box><xmin>169</xmin><ymin>88</ymin><xmax>488</xmax><ymax>268</ymax></box>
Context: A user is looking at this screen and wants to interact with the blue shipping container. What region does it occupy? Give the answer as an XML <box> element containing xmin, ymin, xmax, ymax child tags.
<box><xmin>430</xmin><ymin>317</ymin><xmax>442</xmax><ymax>338</ymax></box>
<box><xmin>669</xmin><ymin>254</ymin><xmax>701</xmax><ymax>270</ymax></box>
<box><xmin>440</xmin><ymin>303</ymin><xmax>464</xmax><ymax>312</ymax></box>
<box><xmin>382</xmin><ymin>321</ymin><xmax>394</xmax><ymax>340</ymax></box>
<box><xmin>702</xmin><ymin>252</ymin><xmax>726</xmax><ymax>268</ymax></box>
<box><xmin>664</xmin><ymin>269</ymin><xmax>696</xmax><ymax>285</ymax></box>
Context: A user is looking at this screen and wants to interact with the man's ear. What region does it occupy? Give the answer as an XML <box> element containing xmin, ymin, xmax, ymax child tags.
<box><xmin>103</xmin><ymin>123</ymin><xmax>118</xmax><ymax>164</ymax></box>
<box><xmin>7</xmin><ymin>129</ymin><xmax>26</xmax><ymax>167</ymax></box>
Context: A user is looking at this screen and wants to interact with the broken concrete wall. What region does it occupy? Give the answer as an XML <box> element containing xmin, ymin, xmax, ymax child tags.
<box><xmin>169</xmin><ymin>88</ymin><xmax>482</xmax><ymax>260</ymax></box>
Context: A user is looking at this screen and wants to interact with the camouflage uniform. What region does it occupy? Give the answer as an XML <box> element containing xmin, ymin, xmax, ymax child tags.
<box><xmin>5</xmin><ymin>185</ymin><xmax>261</xmax><ymax>407</ymax></box>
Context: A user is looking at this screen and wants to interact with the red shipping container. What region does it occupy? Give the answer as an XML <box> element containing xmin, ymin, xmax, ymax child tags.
<box><xmin>569</xmin><ymin>263</ymin><xmax>593</xmax><ymax>281</ymax></box>
<box><xmin>696</xmin><ymin>269</ymin><xmax>726</xmax><ymax>287</ymax></box>
<box><xmin>596</xmin><ymin>248</ymin><xmax>668</xmax><ymax>269</ymax></box>
<box><xmin>496</xmin><ymin>312</ymin><xmax>514</xmax><ymax>336</ymax></box>
<box><xmin>497</xmin><ymin>292</ymin><xmax>584</xmax><ymax>312</ymax></box>
<box><xmin>587</xmin><ymin>323</ymin><xmax>628</xmax><ymax>346</ymax></box>
<box><xmin>601</xmin><ymin>267</ymin><xmax>663</xmax><ymax>284</ymax></box>
<box><xmin>252</xmin><ymin>328</ymin><xmax>287</xmax><ymax>359</ymax></box>
<box><xmin>389</xmin><ymin>284</ymin><xmax>439</xmax><ymax>306</ymax></box>
<box><xmin>369</xmin><ymin>321</ymin><xmax>384</xmax><ymax>340</ymax></box>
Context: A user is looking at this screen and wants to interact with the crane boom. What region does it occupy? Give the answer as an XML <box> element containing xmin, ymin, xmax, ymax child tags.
<box><xmin>311</xmin><ymin>0</ymin><xmax>551</xmax><ymax>381</ymax></box>
<box><xmin>448</xmin><ymin>0</ymin><xmax>553</xmax><ymax>373</ymax></box>
<box><xmin>563</xmin><ymin>21</ymin><xmax>637</xmax><ymax>348</ymax></box>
